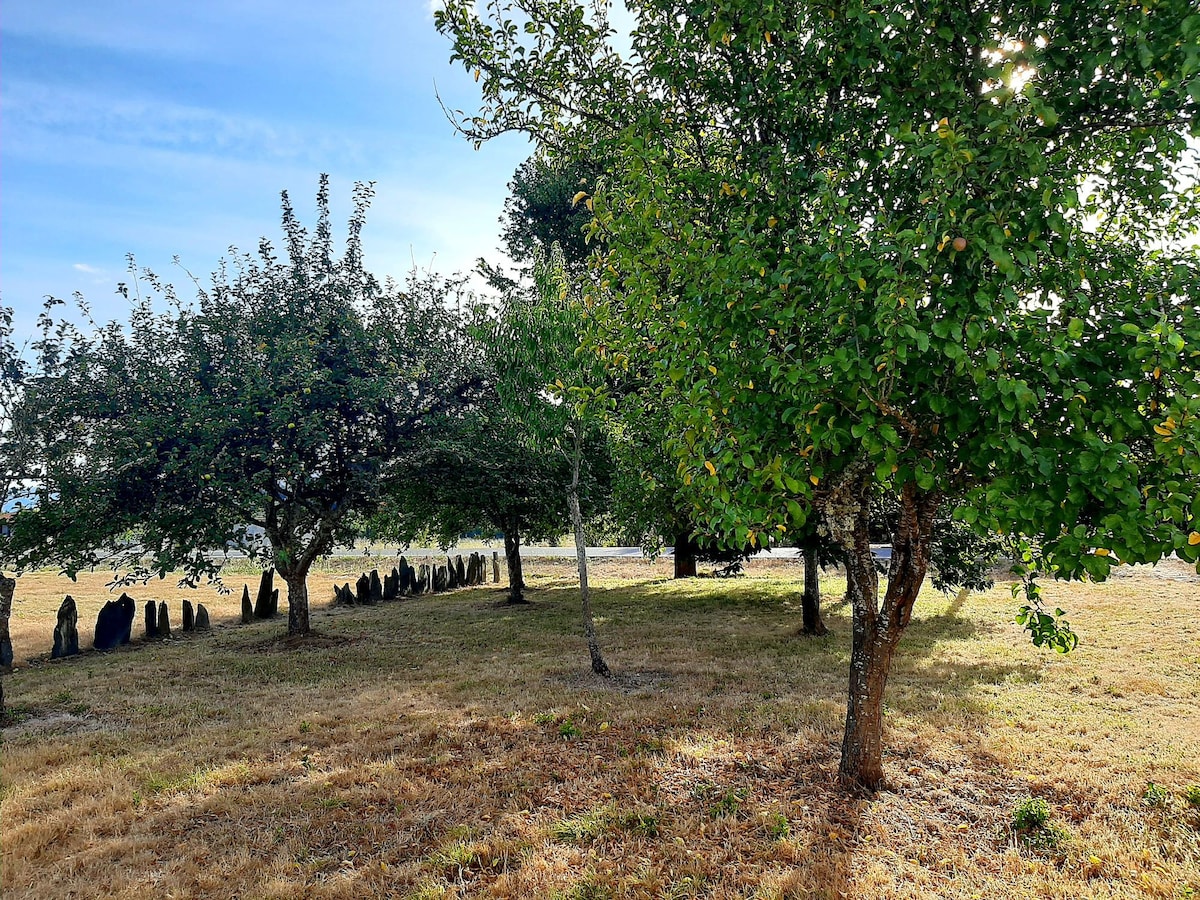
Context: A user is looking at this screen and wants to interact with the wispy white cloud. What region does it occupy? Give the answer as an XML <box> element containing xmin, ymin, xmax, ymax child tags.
<box><xmin>72</xmin><ymin>263</ymin><xmax>103</xmax><ymax>274</ymax></box>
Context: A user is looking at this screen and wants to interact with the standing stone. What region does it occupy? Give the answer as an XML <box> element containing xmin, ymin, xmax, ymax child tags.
<box><xmin>355</xmin><ymin>573</ymin><xmax>370</xmax><ymax>604</ymax></box>
<box><xmin>269</xmin><ymin>588</ymin><xmax>279</xmax><ymax>617</ymax></box>
<box><xmin>446</xmin><ymin>558</ymin><xmax>459</xmax><ymax>590</ymax></box>
<box><xmin>253</xmin><ymin>568</ymin><xmax>276</xmax><ymax>619</ymax></box>
<box><xmin>383</xmin><ymin>568</ymin><xmax>400</xmax><ymax>602</ymax></box>
<box><xmin>398</xmin><ymin>558</ymin><xmax>411</xmax><ymax>595</ymax></box>
<box><xmin>455</xmin><ymin>555</ymin><xmax>467</xmax><ymax>587</ymax></box>
<box><xmin>145</xmin><ymin>600</ymin><xmax>159</xmax><ymax>638</ymax></box>
<box><xmin>415</xmin><ymin>564</ymin><xmax>428</xmax><ymax>595</ymax></box>
<box><xmin>368</xmin><ymin>569</ymin><xmax>383</xmax><ymax>605</ymax></box>
<box><xmin>492</xmin><ymin>551</ymin><xmax>500</xmax><ymax>584</ymax></box>
<box><xmin>182</xmin><ymin>599</ymin><xmax>195</xmax><ymax>632</ymax></box>
<box><xmin>157</xmin><ymin>601</ymin><xmax>171</xmax><ymax>638</ymax></box>
<box><xmin>194</xmin><ymin>603</ymin><xmax>211</xmax><ymax>630</ymax></box>
<box><xmin>0</xmin><ymin>574</ymin><xmax>15</xmax><ymax>670</ymax></box>
<box><xmin>240</xmin><ymin>585</ymin><xmax>254</xmax><ymax>623</ymax></box>
<box><xmin>94</xmin><ymin>593</ymin><xmax>136</xmax><ymax>651</ymax></box>
<box><xmin>52</xmin><ymin>595</ymin><xmax>80</xmax><ymax>659</ymax></box>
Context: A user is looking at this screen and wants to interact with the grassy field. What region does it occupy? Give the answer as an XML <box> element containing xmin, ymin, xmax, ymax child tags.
<box><xmin>1</xmin><ymin>556</ymin><xmax>1198</xmax><ymax>899</ymax></box>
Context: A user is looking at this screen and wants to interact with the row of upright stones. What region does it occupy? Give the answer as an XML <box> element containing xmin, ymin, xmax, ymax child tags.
<box><xmin>50</xmin><ymin>593</ymin><xmax>215</xmax><ymax>659</ymax></box>
<box><xmin>47</xmin><ymin>568</ymin><xmax>282</xmax><ymax>660</ymax></box>
<box><xmin>41</xmin><ymin>550</ymin><xmax>494</xmax><ymax>661</ymax></box>
<box><xmin>332</xmin><ymin>551</ymin><xmax>499</xmax><ymax>606</ymax></box>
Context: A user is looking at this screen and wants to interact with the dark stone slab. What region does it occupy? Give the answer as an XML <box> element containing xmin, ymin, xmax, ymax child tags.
<box><xmin>253</xmin><ymin>569</ymin><xmax>276</xmax><ymax>619</ymax></box>
<box><xmin>52</xmin><ymin>595</ymin><xmax>81</xmax><ymax>658</ymax></box>
<box><xmin>146</xmin><ymin>600</ymin><xmax>159</xmax><ymax>639</ymax></box>
<box><xmin>241</xmin><ymin>585</ymin><xmax>254</xmax><ymax>623</ymax></box>
<box><xmin>493</xmin><ymin>551</ymin><xmax>500</xmax><ymax>583</ymax></box>
<box><xmin>94</xmin><ymin>593</ymin><xmax>136</xmax><ymax>650</ymax></box>
<box><xmin>195</xmin><ymin>603</ymin><xmax>211</xmax><ymax>630</ymax></box>
<box><xmin>368</xmin><ymin>569</ymin><xmax>383</xmax><ymax>605</ymax></box>
<box><xmin>455</xmin><ymin>555</ymin><xmax>466</xmax><ymax>587</ymax></box>
<box><xmin>355</xmin><ymin>573</ymin><xmax>371</xmax><ymax>604</ymax></box>
<box><xmin>269</xmin><ymin>588</ymin><xmax>279</xmax><ymax>617</ymax></box>
<box><xmin>446</xmin><ymin>557</ymin><xmax>459</xmax><ymax>590</ymax></box>
<box><xmin>182</xmin><ymin>599</ymin><xmax>195</xmax><ymax>632</ymax></box>
<box><xmin>383</xmin><ymin>568</ymin><xmax>399</xmax><ymax>602</ymax></box>
<box><xmin>157</xmin><ymin>601</ymin><xmax>171</xmax><ymax>638</ymax></box>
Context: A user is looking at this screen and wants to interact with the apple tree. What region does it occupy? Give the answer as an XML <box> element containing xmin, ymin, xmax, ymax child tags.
<box><xmin>438</xmin><ymin>0</ymin><xmax>1200</xmax><ymax>788</ymax></box>
<box><xmin>3</xmin><ymin>179</ymin><xmax>486</xmax><ymax>635</ymax></box>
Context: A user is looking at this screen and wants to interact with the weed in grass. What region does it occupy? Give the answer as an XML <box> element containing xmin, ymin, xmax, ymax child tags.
<box><xmin>708</xmin><ymin>787</ymin><xmax>749</xmax><ymax>820</ymax></box>
<box><xmin>1011</xmin><ymin>797</ymin><xmax>1069</xmax><ymax>854</ymax></box>
<box><xmin>764</xmin><ymin>812</ymin><xmax>791</xmax><ymax>840</ymax></box>
<box><xmin>552</xmin><ymin>805</ymin><xmax>659</xmax><ymax>843</ymax></box>
<box><xmin>1012</xmin><ymin>797</ymin><xmax>1050</xmax><ymax>831</ymax></box>
<box><xmin>1143</xmin><ymin>781</ymin><xmax>1171</xmax><ymax>808</ymax></box>
<box><xmin>299</xmin><ymin>720</ymin><xmax>311</xmax><ymax>733</ymax></box>
<box><xmin>1185</xmin><ymin>785</ymin><xmax>1200</xmax><ymax>808</ymax></box>
<box><xmin>559</xmin><ymin>718</ymin><xmax>582</xmax><ymax>739</ymax></box>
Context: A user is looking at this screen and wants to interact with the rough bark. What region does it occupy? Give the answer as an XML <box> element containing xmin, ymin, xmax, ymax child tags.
<box><xmin>569</xmin><ymin>427</ymin><xmax>610</xmax><ymax>677</ymax></box>
<box><xmin>282</xmin><ymin>569</ymin><xmax>311</xmax><ymax>636</ymax></box>
<box><xmin>828</xmin><ymin>474</ymin><xmax>938</xmax><ymax>791</ymax></box>
<box><xmin>673</xmin><ymin>532</ymin><xmax>698</xmax><ymax>579</ymax></box>
<box><xmin>502</xmin><ymin>526</ymin><xmax>527</xmax><ymax>603</ymax></box>
<box><xmin>0</xmin><ymin>573</ymin><xmax>14</xmax><ymax>670</ymax></box>
<box><xmin>799</xmin><ymin>544</ymin><xmax>828</xmax><ymax>636</ymax></box>
<box><xmin>0</xmin><ymin>574</ymin><xmax>11</xmax><ymax>721</ymax></box>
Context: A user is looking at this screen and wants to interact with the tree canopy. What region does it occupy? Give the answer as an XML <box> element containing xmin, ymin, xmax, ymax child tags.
<box><xmin>438</xmin><ymin>0</ymin><xmax>1200</xmax><ymax>788</ymax></box>
<box><xmin>4</xmin><ymin>179</ymin><xmax>485</xmax><ymax>634</ymax></box>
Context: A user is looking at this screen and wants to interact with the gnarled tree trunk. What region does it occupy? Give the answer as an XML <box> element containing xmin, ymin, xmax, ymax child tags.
<box><xmin>502</xmin><ymin>525</ymin><xmax>526</xmax><ymax>603</ymax></box>
<box><xmin>279</xmin><ymin>567</ymin><xmax>311</xmax><ymax>636</ymax></box>
<box><xmin>827</xmin><ymin>474</ymin><xmax>938</xmax><ymax>791</ymax></box>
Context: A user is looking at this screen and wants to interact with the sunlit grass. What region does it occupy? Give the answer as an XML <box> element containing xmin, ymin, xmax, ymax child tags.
<box><xmin>3</xmin><ymin>557</ymin><xmax>1199</xmax><ymax>898</ymax></box>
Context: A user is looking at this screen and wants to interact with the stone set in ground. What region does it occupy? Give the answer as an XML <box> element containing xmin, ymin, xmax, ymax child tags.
<box><xmin>332</xmin><ymin>551</ymin><xmax>499</xmax><ymax>606</ymax></box>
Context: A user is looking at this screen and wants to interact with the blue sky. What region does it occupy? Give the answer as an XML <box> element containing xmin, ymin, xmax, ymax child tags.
<box><xmin>1</xmin><ymin>0</ymin><xmax>533</xmax><ymax>336</ymax></box>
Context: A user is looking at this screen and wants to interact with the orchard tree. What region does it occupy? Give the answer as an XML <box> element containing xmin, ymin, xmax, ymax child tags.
<box><xmin>438</xmin><ymin>0</ymin><xmax>1200</xmax><ymax>788</ymax></box>
<box><xmin>4</xmin><ymin>179</ymin><xmax>485</xmax><ymax>635</ymax></box>
<box><xmin>372</xmin><ymin>406</ymin><xmax>575</xmax><ymax>604</ymax></box>
<box><xmin>491</xmin><ymin>247</ymin><xmax>616</xmax><ymax>676</ymax></box>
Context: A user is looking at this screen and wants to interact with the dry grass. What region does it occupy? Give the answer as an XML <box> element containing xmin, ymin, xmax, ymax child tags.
<box><xmin>2</xmin><ymin>556</ymin><xmax>1199</xmax><ymax>899</ymax></box>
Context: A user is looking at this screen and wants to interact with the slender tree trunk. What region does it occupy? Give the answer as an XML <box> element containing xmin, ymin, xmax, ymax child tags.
<box><xmin>569</xmin><ymin>426</ymin><xmax>610</xmax><ymax>677</ymax></box>
<box><xmin>673</xmin><ymin>531</ymin><xmax>698</xmax><ymax>579</ymax></box>
<box><xmin>828</xmin><ymin>475</ymin><xmax>938</xmax><ymax>791</ymax></box>
<box><xmin>503</xmin><ymin>526</ymin><xmax>527</xmax><ymax>603</ymax></box>
<box><xmin>799</xmin><ymin>544</ymin><xmax>827</xmax><ymax>635</ymax></box>
<box><xmin>281</xmin><ymin>568</ymin><xmax>310</xmax><ymax>636</ymax></box>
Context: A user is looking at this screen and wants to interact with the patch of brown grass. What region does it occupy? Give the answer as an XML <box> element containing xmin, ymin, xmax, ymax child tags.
<box><xmin>2</xmin><ymin>557</ymin><xmax>1199</xmax><ymax>899</ymax></box>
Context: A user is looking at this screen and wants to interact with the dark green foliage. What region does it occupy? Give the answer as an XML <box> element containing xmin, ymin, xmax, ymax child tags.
<box><xmin>4</xmin><ymin>178</ymin><xmax>484</xmax><ymax>634</ymax></box>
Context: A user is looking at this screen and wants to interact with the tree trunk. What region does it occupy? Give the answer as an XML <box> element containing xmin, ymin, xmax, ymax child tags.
<box><xmin>827</xmin><ymin>475</ymin><xmax>938</xmax><ymax>791</ymax></box>
<box><xmin>0</xmin><ymin>573</ymin><xmax>14</xmax><ymax>670</ymax></box>
<box><xmin>503</xmin><ymin>526</ymin><xmax>527</xmax><ymax>603</ymax></box>
<box><xmin>281</xmin><ymin>568</ymin><xmax>310</xmax><ymax>636</ymax></box>
<box><xmin>799</xmin><ymin>544</ymin><xmax>827</xmax><ymax>635</ymax></box>
<box><xmin>569</xmin><ymin>426</ymin><xmax>610</xmax><ymax>677</ymax></box>
<box><xmin>673</xmin><ymin>531</ymin><xmax>698</xmax><ymax>579</ymax></box>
